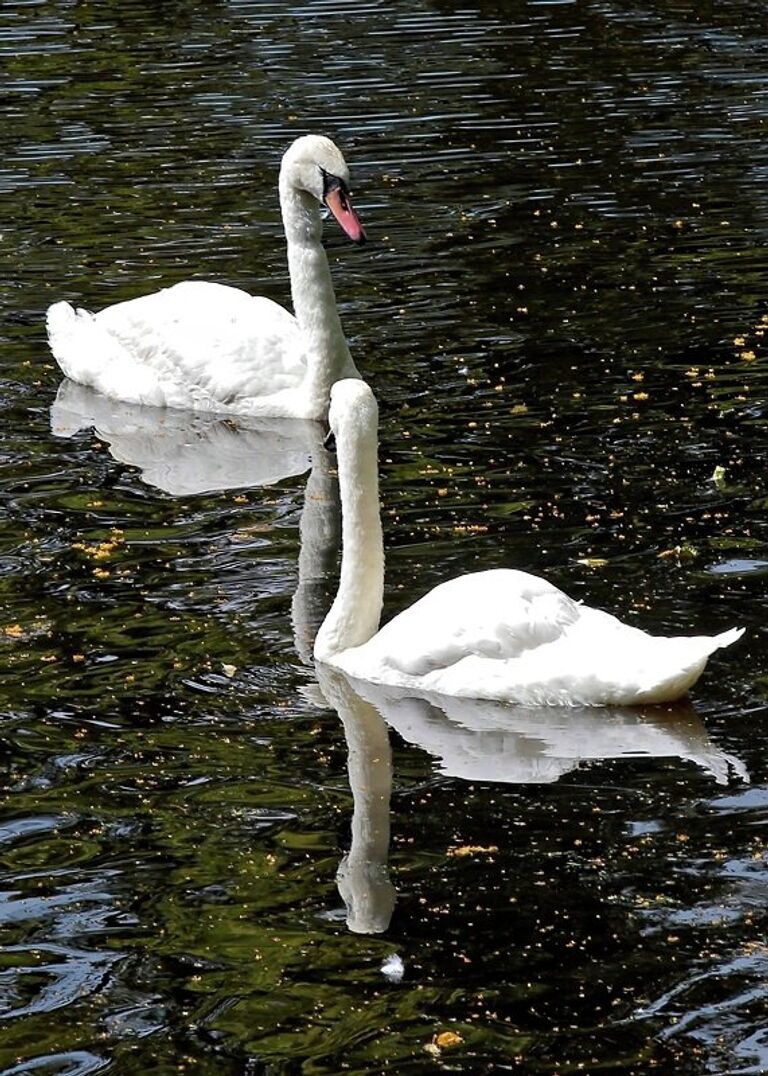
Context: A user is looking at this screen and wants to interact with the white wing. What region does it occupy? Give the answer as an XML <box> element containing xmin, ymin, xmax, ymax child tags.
<box><xmin>363</xmin><ymin>569</ymin><xmax>581</xmax><ymax>677</ymax></box>
<box><xmin>47</xmin><ymin>281</ymin><xmax>308</xmax><ymax>412</ymax></box>
<box><xmin>336</xmin><ymin>568</ymin><xmax>743</xmax><ymax>706</ymax></box>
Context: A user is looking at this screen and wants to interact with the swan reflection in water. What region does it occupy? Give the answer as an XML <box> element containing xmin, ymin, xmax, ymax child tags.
<box><xmin>48</xmin><ymin>386</ymin><xmax>750</xmax><ymax>942</ymax></box>
<box><xmin>51</xmin><ymin>379</ymin><xmax>320</xmax><ymax>496</ymax></box>
<box><xmin>315</xmin><ymin>664</ymin><xmax>748</xmax><ymax>935</ymax></box>
<box><xmin>50</xmin><ymin>381</ymin><xmax>339</xmax><ymax>663</ymax></box>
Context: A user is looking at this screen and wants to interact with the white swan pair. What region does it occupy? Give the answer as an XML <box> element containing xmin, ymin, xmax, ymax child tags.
<box><xmin>46</xmin><ymin>134</ymin><xmax>743</xmax><ymax>706</ymax></box>
<box><xmin>314</xmin><ymin>380</ymin><xmax>743</xmax><ymax>706</ymax></box>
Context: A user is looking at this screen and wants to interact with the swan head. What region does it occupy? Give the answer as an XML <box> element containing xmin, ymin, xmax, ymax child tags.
<box><xmin>328</xmin><ymin>378</ymin><xmax>378</xmax><ymax>445</ymax></box>
<box><xmin>281</xmin><ymin>135</ymin><xmax>366</xmax><ymax>243</ymax></box>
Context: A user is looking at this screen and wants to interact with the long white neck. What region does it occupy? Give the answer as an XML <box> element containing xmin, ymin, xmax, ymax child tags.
<box><xmin>279</xmin><ymin>180</ymin><xmax>360</xmax><ymax>413</ymax></box>
<box><xmin>314</xmin><ymin>404</ymin><xmax>384</xmax><ymax>662</ymax></box>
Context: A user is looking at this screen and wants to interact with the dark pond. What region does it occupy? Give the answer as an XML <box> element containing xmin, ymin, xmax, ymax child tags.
<box><xmin>1</xmin><ymin>0</ymin><xmax>767</xmax><ymax>1072</ymax></box>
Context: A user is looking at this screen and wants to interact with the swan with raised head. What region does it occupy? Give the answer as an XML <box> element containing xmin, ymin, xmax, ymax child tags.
<box><xmin>313</xmin><ymin>380</ymin><xmax>744</xmax><ymax>706</ymax></box>
<box><xmin>46</xmin><ymin>135</ymin><xmax>366</xmax><ymax>421</ymax></box>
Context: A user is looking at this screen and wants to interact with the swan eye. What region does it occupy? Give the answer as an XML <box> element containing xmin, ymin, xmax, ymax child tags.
<box><xmin>321</xmin><ymin>168</ymin><xmax>350</xmax><ymax>205</ymax></box>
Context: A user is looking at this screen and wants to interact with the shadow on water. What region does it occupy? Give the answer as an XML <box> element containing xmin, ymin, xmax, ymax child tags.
<box><xmin>1</xmin><ymin>0</ymin><xmax>767</xmax><ymax>1072</ymax></box>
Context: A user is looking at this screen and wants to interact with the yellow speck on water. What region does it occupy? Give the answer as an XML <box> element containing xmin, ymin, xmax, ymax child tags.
<box><xmin>733</xmin><ymin>335</ymin><xmax>746</xmax><ymax>346</ymax></box>
<box><xmin>448</xmin><ymin>845</ymin><xmax>499</xmax><ymax>857</ymax></box>
<box><xmin>434</xmin><ymin>1031</ymin><xmax>464</xmax><ymax>1050</ymax></box>
<box><xmin>740</xmin><ymin>350</ymin><xmax>756</xmax><ymax>362</ymax></box>
<box><xmin>3</xmin><ymin>624</ymin><xmax>24</xmax><ymax>638</ymax></box>
<box><xmin>658</xmin><ymin>545</ymin><xmax>698</xmax><ymax>562</ymax></box>
<box><xmin>452</xmin><ymin>524</ymin><xmax>488</xmax><ymax>535</ymax></box>
<box><xmin>73</xmin><ymin>529</ymin><xmax>126</xmax><ymax>561</ymax></box>
<box><xmin>633</xmin><ymin>391</ymin><xmax>649</xmax><ymax>401</ymax></box>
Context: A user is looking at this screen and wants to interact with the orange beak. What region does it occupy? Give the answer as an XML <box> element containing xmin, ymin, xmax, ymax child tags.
<box><xmin>324</xmin><ymin>186</ymin><xmax>367</xmax><ymax>244</ymax></box>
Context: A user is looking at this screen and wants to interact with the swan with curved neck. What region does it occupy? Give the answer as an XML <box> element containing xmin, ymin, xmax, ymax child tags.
<box><xmin>46</xmin><ymin>135</ymin><xmax>366</xmax><ymax>421</ymax></box>
<box><xmin>314</xmin><ymin>380</ymin><xmax>744</xmax><ymax>707</ymax></box>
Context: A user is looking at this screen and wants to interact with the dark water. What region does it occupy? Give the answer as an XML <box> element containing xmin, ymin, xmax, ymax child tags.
<box><xmin>1</xmin><ymin>0</ymin><xmax>767</xmax><ymax>1072</ymax></box>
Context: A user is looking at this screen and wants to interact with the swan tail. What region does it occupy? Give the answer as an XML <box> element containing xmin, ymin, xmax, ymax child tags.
<box><xmin>46</xmin><ymin>301</ymin><xmax>79</xmax><ymax>374</ymax></box>
<box><xmin>46</xmin><ymin>299</ymin><xmax>77</xmax><ymax>338</ymax></box>
<box><xmin>46</xmin><ymin>300</ymin><xmax>166</xmax><ymax>405</ymax></box>
<box><xmin>707</xmin><ymin>626</ymin><xmax>745</xmax><ymax>653</ymax></box>
<box><xmin>47</xmin><ymin>301</ymin><xmax>91</xmax><ymax>375</ymax></box>
<box><xmin>636</xmin><ymin>626</ymin><xmax>745</xmax><ymax>704</ymax></box>
<box><xmin>47</xmin><ymin>300</ymin><xmax>123</xmax><ymax>384</ymax></box>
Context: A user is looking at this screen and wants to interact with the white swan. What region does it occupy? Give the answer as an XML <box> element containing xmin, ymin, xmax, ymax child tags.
<box><xmin>46</xmin><ymin>135</ymin><xmax>366</xmax><ymax>421</ymax></box>
<box><xmin>314</xmin><ymin>380</ymin><xmax>744</xmax><ymax>706</ymax></box>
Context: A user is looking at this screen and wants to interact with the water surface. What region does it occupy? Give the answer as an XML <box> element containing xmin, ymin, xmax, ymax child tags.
<box><xmin>1</xmin><ymin>0</ymin><xmax>767</xmax><ymax>1072</ymax></box>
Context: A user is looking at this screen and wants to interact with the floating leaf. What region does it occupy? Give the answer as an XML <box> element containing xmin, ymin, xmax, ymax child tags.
<box><xmin>434</xmin><ymin>1031</ymin><xmax>464</xmax><ymax>1049</ymax></box>
<box><xmin>658</xmin><ymin>545</ymin><xmax>698</xmax><ymax>562</ymax></box>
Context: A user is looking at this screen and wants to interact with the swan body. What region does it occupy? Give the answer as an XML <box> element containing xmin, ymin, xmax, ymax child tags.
<box><xmin>314</xmin><ymin>380</ymin><xmax>744</xmax><ymax>706</ymax></box>
<box><xmin>46</xmin><ymin>135</ymin><xmax>366</xmax><ymax>421</ymax></box>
